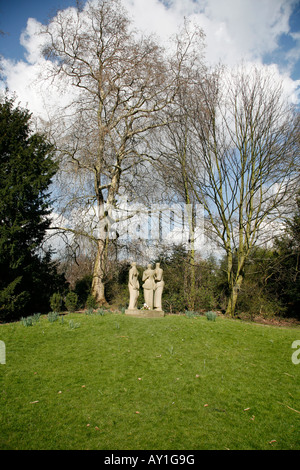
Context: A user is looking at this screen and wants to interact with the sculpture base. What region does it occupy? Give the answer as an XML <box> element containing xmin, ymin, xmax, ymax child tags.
<box><xmin>125</xmin><ymin>308</ymin><xmax>165</xmax><ymax>318</ymax></box>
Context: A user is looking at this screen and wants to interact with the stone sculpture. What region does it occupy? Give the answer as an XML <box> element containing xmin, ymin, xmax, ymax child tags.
<box><xmin>128</xmin><ymin>262</ymin><xmax>140</xmax><ymax>310</ymax></box>
<box><xmin>125</xmin><ymin>262</ymin><xmax>165</xmax><ymax>317</ymax></box>
<box><xmin>154</xmin><ymin>262</ymin><xmax>164</xmax><ymax>311</ymax></box>
<box><xmin>142</xmin><ymin>264</ymin><xmax>156</xmax><ymax>310</ymax></box>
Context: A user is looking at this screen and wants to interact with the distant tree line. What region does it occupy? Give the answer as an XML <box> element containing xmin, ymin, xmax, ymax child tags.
<box><xmin>54</xmin><ymin>195</ymin><xmax>300</xmax><ymax>321</ymax></box>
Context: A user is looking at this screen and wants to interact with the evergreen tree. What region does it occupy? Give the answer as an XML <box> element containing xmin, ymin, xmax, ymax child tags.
<box><xmin>271</xmin><ymin>195</ymin><xmax>300</xmax><ymax>319</ymax></box>
<box><xmin>0</xmin><ymin>96</ymin><xmax>61</xmax><ymax>321</ymax></box>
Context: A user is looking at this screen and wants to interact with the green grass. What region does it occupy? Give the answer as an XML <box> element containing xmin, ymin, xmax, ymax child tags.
<box><xmin>0</xmin><ymin>312</ymin><xmax>299</xmax><ymax>450</ymax></box>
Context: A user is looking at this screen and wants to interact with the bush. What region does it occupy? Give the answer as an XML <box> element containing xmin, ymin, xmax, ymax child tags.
<box><xmin>74</xmin><ymin>274</ymin><xmax>93</xmax><ymax>308</ymax></box>
<box><xmin>21</xmin><ymin>313</ymin><xmax>41</xmax><ymax>327</ymax></box>
<box><xmin>195</xmin><ymin>286</ymin><xmax>218</xmax><ymax>311</ymax></box>
<box><xmin>205</xmin><ymin>311</ymin><xmax>217</xmax><ymax>321</ymax></box>
<box><xmin>65</xmin><ymin>292</ymin><xmax>78</xmax><ymax>312</ymax></box>
<box><xmin>96</xmin><ymin>308</ymin><xmax>106</xmax><ymax>316</ymax></box>
<box><xmin>50</xmin><ymin>293</ymin><xmax>63</xmax><ymax>313</ymax></box>
<box><xmin>21</xmin><ymin>316</ymin><xmax>33</xmax><ymax>327</ymax></box>
<box><xmin>86</xmin><ymin>294</ymin><xmax>97</xmax><ymax>310</ymax></box>
<box><xmin>235</xmin><ymin>277</ymin><xmax>286</xmax><ymax>319</ymax></box>
<box><xmin>48</xmin><ymin>311</ymin><xmax>59</xmax><ymax>322</ymax></box>
<box><xmin>69</xmin><ymin>319</ymin><xmax>80</xmax><ymax>330</ymax></box>
<box><xmin>185</xmin><ymin>310</ymin><xmax>197</xmax><ymax>318</ymax></box>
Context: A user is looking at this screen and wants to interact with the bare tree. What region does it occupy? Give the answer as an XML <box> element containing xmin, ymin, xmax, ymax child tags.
<box><xmin>41</xmin><ymin>0</ymin><xmax>188</xmax><ymax>304</ymax></box>
<box><xmin>187</xmin><ymin>65</ymin><xmax>299</xmax><ymax>316</ymax></box>
<box><xmin>153</xmin><ymin>95</ymin><xmax>202</xmax><ymax>310</ymax></box>
<box><xmin>155</xmin><ymin>64</ymin><xmax>299</xmax><ymax>316</ymax></box>
<box><xmin>147</xmin><ymin>23</ymin><xmax>207</xmax><ymax>309</ymax></box>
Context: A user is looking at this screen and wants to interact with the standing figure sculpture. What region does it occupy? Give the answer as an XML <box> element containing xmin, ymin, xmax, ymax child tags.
<box><xmin>154</xmin><ymin>263</ymin><xmax>164</xmax><ymax>311</ymax></box>
<box><xmin>142</xmin><ymin>264</ymin><xmax>156</xmax><ymax>309</ymax></box>
<box><xmin>128</xmin><ymin>262</ymin><xmax>139</xmax><ymax>310</ymax></box>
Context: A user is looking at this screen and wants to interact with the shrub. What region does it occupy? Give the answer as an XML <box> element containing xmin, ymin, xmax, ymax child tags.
<box><xmin>195</xmin><ymin>286</ymin><xmax>218</xmax><ymax>311</ymax></box>
<box><xmin>50</xmin><ymin>293</ymin><xmax>63</xmax><ymax>313</ymax></box>
<box><xmin>205</xmin><ymin>311</ymin><xmax>217</xmax><ymax>321</ymax></box>
<box><xmin>21</xmin><ymin>316</ymin><xmax>33</xmax><ymax>327</ymax></box>
<box><xmin>21</xmin><ymin>313</ymin><xmax>41</xmax><ymax>327</ymax></box>
<box><xmin>48</xmin><ymin>311</ymin><xmax>59</xmax><ymax>323</ymax></box>
<box><xmin>86</xmin><ymin>294</ymin><xmax>97</xmax><ymax>310</ymax></box>
<box><xmin>65</xmin><ymin>292</ymin><xmax>78</xmax><ymax>312</ymax></box>
<box><xmin>96</xmin><ymin>308</ymin><xmax>105</xmax><ymax>316</ymax></box>
<box><xmin>74</xmin><ymin>274</ymin><xmax>93</xmax><ymax>307</ymax></box>
<box><xmin>236</xmin><ymin>281</ymin><xmax>286</xmax><ymax>319</ymax></box>
<box><xmin>185</xmin><ymin>310</ymin><xmax>198</xmax><ymax>318</ymax></box>
<box><xmin>32</xmin><ymin>313</ymin><xmax>41</xmax><ymax>323</ymax></box>
<box><xmin>69</xmin><ymin>319</ymin><xmax>80</xmax><ymax>330</ymax></box>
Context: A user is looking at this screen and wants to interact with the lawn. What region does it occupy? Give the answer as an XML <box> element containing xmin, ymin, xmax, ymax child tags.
<box><xmin>0</xmin><ymin>312</ymin><xmax>299</xmax><ymax>450</ymax></box>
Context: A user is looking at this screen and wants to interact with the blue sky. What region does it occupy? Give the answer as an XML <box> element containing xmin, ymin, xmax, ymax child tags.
<box><xmin>0</xmin><ymin>0</ymin><xmax>77</xmax><ymax>59</ymax></box>
<box><xmin>1</xmin><ymin>0</ymin><xmax>300</xmax><ymax>115</ymax></box>
<box><xmin>263</xmin><ymin>3</ymin><xmax>300</xmax><ymax>80</ymax></box>
<box><xmin>1</xmin><ymin>0</ymin><xmax>300</xmax><ymax>76</ymax></box>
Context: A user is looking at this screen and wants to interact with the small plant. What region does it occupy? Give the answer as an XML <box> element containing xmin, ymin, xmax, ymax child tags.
<box><xmin>65</xmin><ymin>292</ymin><xmax>78</xmax><ymax>313</ymax></box>
<box><xmin>96</xmin><ymin>308</ymin><xmax>105</xmax><ymax>316</ymax></box>
<box><xmin>21</xmin><ymin>316</ymin><xmax>33</xmax><ymax>327</ymax></box>
<box><xmin>21</xmin><ymin>313</ymin><xmax>41</xmax><ymax>327</ymax></box>
<box><xmin>69</xmin><ymin>320</ymin><xmax>80</xmax><ymax>330</ymax></box>
<box><xmin>185</xmin><ymin>310</ymin><xmax>197</xmax><ymax>318</ymax></box>
<box><xmin>205</xmin><ymin>311</ymin><xmax>217</xmax><ymax>321</ymax></box>
<box><xmin>32</xmin><ymin>313</ymin><xmax>41</xmax><ymax>323</ymax></box>
<box><xmin>50</xmin><ymin>293</ymin><xmax>63</xmax><ymax>313</ymax></box>
<box><xmin>85</xmin><ymin>307</ymin><xmax>94</xmax><ymax>315</ymax></box>
<box><xmin>48</xmin><ymin>311</ymin><xmax>59</xmax><ymax>323</ymax></box>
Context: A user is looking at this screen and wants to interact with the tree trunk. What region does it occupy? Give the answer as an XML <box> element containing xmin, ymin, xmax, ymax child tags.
<box><xmin>91</xmin><ymin>239</ymin><xmax>107</xmax><ymax>305</ymax></box>
<box><xmin>91</xmin><ymin>169</ymin><xmax>119</xmax><ymax>305</ymax></box>
<box><xmin>225</xmin><ymin>274</ymin><xmax>244</xmax><ymax>317</ymax></box>
<box><xmin>188</xmin><ymin>246</ymin><xmax>196</xmax><ymax>311</ymax></box>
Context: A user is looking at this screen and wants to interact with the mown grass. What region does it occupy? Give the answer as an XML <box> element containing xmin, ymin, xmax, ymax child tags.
<box><xmin>0</xmin><ymin>312</ymin><xmax>299</xmax><ymax>450</ymax></box>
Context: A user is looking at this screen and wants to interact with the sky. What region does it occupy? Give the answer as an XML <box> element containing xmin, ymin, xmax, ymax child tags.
<box><xmin>0</xmin><ymin>0</ymin><xmax>300</xmax><ymax>117</ymax></box>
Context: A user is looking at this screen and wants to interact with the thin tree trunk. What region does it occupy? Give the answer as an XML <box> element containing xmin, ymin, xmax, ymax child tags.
<box><xmin>226</xmin><ymin>270</ymin><xmax>244</xmax><ymax>316</ymax></box>
<box><xmin>188</xmin><ymin>245</ymin><xmax>196</xmax><ymax>311</ymax></box>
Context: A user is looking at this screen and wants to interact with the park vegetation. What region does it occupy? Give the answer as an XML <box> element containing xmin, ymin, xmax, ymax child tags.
<box><xmin>0</xmin><ymin>0</ymin><xmax>299</xmax><ymax>323</ymax></box>
<box><xmin>0</xmin><ymin>96</ymin><xmax>67</xmax><ymax>322</ymax></box>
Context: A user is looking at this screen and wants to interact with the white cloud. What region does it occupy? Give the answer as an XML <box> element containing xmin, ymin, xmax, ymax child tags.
<box><xmin>0</xmin><ymin>16</ymin><xmax>76</xmax><ymax>119</ymax></box>
<box><xmin>124</xmin><ymin>0</ymin><xmax>298</xmax><ymax>68</ymax></box>
<box><xmin>1</xmin><ymin>57</ymin><xmax>44</xmax><ymax>113</ymax></box>
<box><xmin>20</xmin><ymin>18</ymin><xmax>46</xmax><ymax>65</ymax></box>
<box><xmin>200</xmin><ymin>0</ymin><xmax>294</xmax><ymax>61</ymax></box>
<box><xmin>1</xmin><ymin>0</ymin><xmax>299</xmax><ymax>117</ymax></box>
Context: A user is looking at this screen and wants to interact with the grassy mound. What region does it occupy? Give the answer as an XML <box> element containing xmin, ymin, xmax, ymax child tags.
<box><xmin>0</xmin><ymin>312</ymin><xmax>299</xmax><ymax>450</ymax></box>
